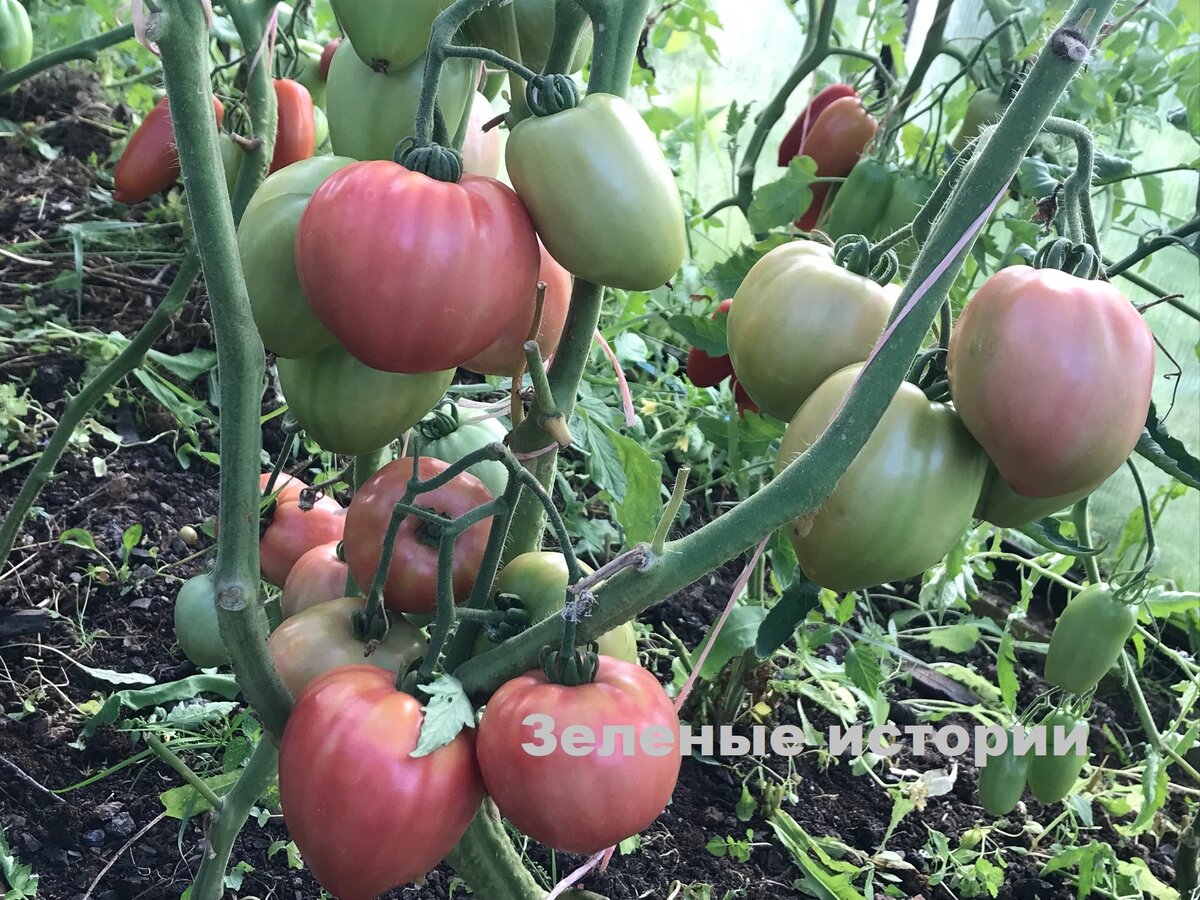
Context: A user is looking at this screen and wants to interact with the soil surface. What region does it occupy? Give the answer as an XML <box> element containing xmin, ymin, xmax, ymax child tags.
<box><xmin>1</xmin><ymin>70</ymin><xmax>1191</xmax><ymax>900</ymax></box>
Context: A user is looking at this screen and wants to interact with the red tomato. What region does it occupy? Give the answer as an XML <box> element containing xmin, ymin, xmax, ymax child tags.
<box><xmin>732</xmin><ymin>377</ymin><xmax>759</xmax><ymax>416</ymax></box>
<box><xmin>462</xmin><ymin>241</ymin><xmax>571</xmax><ymax>376</ymax></box>
<box><xmin>778</xmin><ymin>83</ymin><xmax>858</xmax><ymax>166</ymax></box>
<box><xmin>343</xmin><ymin>457</ymin><xmax>494</xmax><ymax>614</ymax></box>
<box><xmin>476</xmin><ymin>657</ymin><xmax>681</xmax><ymax>855</ymax></box>
<box><xmin>793</xmin><ymin>96</ymin><xmax>877</xmax><ymax>231</ymax></box>
<box><xmin>686</xmin><ymin>298</ymin><xmax>734</xmax><ymax>388</ymax></box>
<box><xmin>947</xmin><ymin>266</ymin><xmax>1155</xmax><ymax>497</ymax></box>
<box><xmin>319</xmin><ymin>38</ymin><xmax>340</xmax><ymax>80</ymax></box>
<box><xmin>279</xmin><ymin>666</ymin><xmax>483</xmax><ymax>900</ymax></box>
<box><xmin>280</xmin><ymin>541</ymin><xmax>351</xmax><ymax>618</ymax></box>
<box><xmin>260</xmin><ymin>495</ymin><xmax>345</xmax><ymax>587</ymax></box>
<box><xmin>113</xmin><ymin>95</ymin><xmax>225</xmax><ymax>204</ymax></box>
<box><xmin>270</xmin><ymin>79</ymin><xmax>317</xmax><ymax>173</ymax></box>
<box><xmin>295</xmin><ymin>160</ymin><xmax>541</xmax><ymax>373</ymax></box>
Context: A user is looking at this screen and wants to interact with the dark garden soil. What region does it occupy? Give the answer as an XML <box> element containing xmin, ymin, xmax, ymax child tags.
<box><xmin>0</xmin><ymin>70</ymin><xmax>1191</xmax><ymax>900</ymax></box>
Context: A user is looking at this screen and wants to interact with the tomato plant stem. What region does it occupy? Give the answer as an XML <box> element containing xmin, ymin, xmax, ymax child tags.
<box><xmin>544</xmin><ymin>0</ymin><xmax>590</xmax><ymax>76</ymax></box>
<box><xmin>891</xmin><ymin>0</ymin><xmax>955</xmax><ymax>121</ymax></box>
<box><xmin>157</xmin><ymin>0</ymin><xmax>292</xmax><ymax>738</ymax></box>
<box><xmin>0</xmin><ymin>251</ymin><xmax>200</xmax><ymax>573</ymax></box>
<box><xmin>189</xmin><ymin>738</ymin><xmax>279</xmax><ymax>900</ymax></box>
<box><xmin>0</xmin><ymin>23</ymin><xmax>135</xmax><ymax>93</ymax></box>
<box><xmin>1042</xmin><ymin>117</ymin><xmax>1099</xmax><ymax>251</ymax></box>
<box><xmin>455</xmin><ymin>0</ymin><xmax>1120</xmax><ymax>698</ymax></box>
<box><xmin>652</xmin><ymin>466</ymin><xmax>691</xmax><ymax>554</ymax></box>
<box><xmin>443</xmin><ymin>800</ymin><xmax>548</xmax><ymax>899</ymax></box>
<box><xmin>1070</xmin><ymin>497</ymin><xmax>1102</xmax><ymax>584</ymax></box>
<box><xmin>222</xmin><ymin>0</ymin><xmax>278</xmax><ymax>215</ymax></box>
<box><xmin>144</xmin><ymin>733</ymin><xmax>225</xmax><ymax>811</ymax></box>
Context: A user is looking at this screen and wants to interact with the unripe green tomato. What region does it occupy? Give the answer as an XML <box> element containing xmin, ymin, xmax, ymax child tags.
<box><xmin>776</xmin><ymin>364</ymin><xmax>987</xmax><ymax>591</ymax></box>
<box><xmin>326</xmin><ymin>38</ymin><xmax>474</xmax><ymax>161</ymax></box>
<box><xmin>174</xmin><ymin>573</ymin><xmax>230</xmax><ymax>668</ymax></box>
<box><xmin>974</xmin><ymin>462</ymin><xmax>1094</xmax><ymax>528</ymax></box>
<box><xmin>473</xmin><ymin>552</ymin><xmax>639</xmax><ymax>664</ymax></box>
<box><xmin>875</xmin><ymin>171</ymin><xmax>938</xmax><ymax>267</ymax></box>
<box><xmin>277</xmin><ymin>342</ymin><xmax>454</xmax><ymax>455</ymax></box>
<box><xmin>1043</xmin><ymin>584</ymin><xmax>1137</xmax><ymax>695</ymax></box>
<box><xmin>217</xmin><ymin>133</ymin><xmax>243</xmax><ymax>199</ymax></box>
<box><xmin>1026</xmin><ymin>711</ymin><xmax>1089</xmax><ymax>804</ymax></box>
<box><xmin>411</xmin><ymin>410</ymin><xmax>510</xmax><ymax>497</ymax></box>
<box><xmin>822</xmin><ymin>158</ymin><xmax>896</xmax><ymax>241</ymax></box>
<box><xmin>952</xmin><ymin>89</ymin><xmax>1005</xmax><ymax>152</ymax></box>
<box><xmin>0</xmin><ymin>0</ymin><xmax>33</xmax><ymax>74</ymax></box>
<box><xmin>727</xmin><ymin>241</ymin><xmax>891</xmax><ymax>422</ymax></box>
<box><xmin>977</xmin><ymin>728</ymin><xmax>1030</xmax><ymax>816</ymax></box>
<box><xmin>237</xmin><ymin>156</ymin><xmax>355</xmax><ymax>358</ymax></box>
<box><xmin>289</xmin><ymin>39</ymin><xmax>327</xmax><ymax>108</ymax></box>
<box><xmin>312</xmin><ymin>105</ymin><xmax>329</xmax><ymax>152</ymax></box>
<box><xmin>331</xmin><ymin>0</ymin><xmax>452</xmax><ymax>72</ymax></box>
<box><xmin>506</xmin><ymin>93</ymin><xmax>686</xmax><ymax>291</ymax></box>
<box><xmin>267</xmin><ymin>597</ymin><xmax>426</xmax><ymax>699</ymax></box>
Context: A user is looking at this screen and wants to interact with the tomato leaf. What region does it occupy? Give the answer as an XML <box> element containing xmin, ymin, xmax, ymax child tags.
<box><xmin>755</xmin><ymin>577</ymin><xmax>820</xmax><ymax>657</ymax></box>
<box><xmin>695</xmin><ymin>605</ymin><xmax>768</xmax><ymax>680</ymax></box>
<box><xmin>702</xmin><ymin>234</ymin><xmax>791</xmax><ymax>298</ymax></box>
<box><xmin>0</xmin><ymin>825</ymin><xmax>38</xmax><ymax>899</ymax></box>
<box><xmin>668</xmin><ymin>312</ymin><xmax>728</xmax><ymax>356</ymax></box>
<box><xmin>159</xmin><ymin>771</ymin><xmax>241</xmax><ymax>819</ymax></box>
<box><xmin>1017</xmin><ymin>518</ymin><xmax>1108</xmax><ymax>557</ymax></box>
<box><xmin>843</xmin><ymin>642</ymin><xmax>882</xmax><ymax>696</ymax></box>
<box><xmin>606</xmin><ymin>428</ymin><xmax>663</xmax><ymax>546</ymax></box>
<box><xmin>412</xmin><ymin>675</ymin><xmax>475</xmax><ymax>758</ymax></box>
<box><xmin>747</xmin><ymin>156</ymin><xmax>818</xmax><ymax>233</ymax></box>
<box><xmin>81</xmin><ymin>674</ymin><xmax>242</xmax><ymax>741</ymax></box>
<box><xmin>1136</xmin><ymin>402</ymin><xmax>1200</xmax><ymax>489</ymax></box>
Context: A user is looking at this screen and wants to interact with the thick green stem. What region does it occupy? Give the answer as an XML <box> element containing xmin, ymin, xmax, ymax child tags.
<box><xmin>1071</xmin><ymin>497</ymin><xmax>1101</xmax><ymax>584</ymax></box>
<box><xmin>1043</xmin><ymin>117</ymin><xmax>1099</xmax><ymax>252</ymax></box>
<box><xmin>145</xmin><ymin>733</ymin><xmax>225</xmax><ymax>811</ymax></box>
<box><xmin>444</xmin><ymin>800</ymin><xmax>547</xmax><ymax>899</ymax></box>
<box><xmin>456</xmin><ymin>0</ymin><xmax>1119</xmax><ymax>697</ymax></box>
<box><xmin>158</xmin><ymin>0</ymin><xmax>291</xmax><ymax>738</ymax></box>
<box><xmin>224</xmin><ymin>0</ymin><xmax>278</xmax><ymax>209</ymax></box>
<box><xmin>415</xmin><ymin>0</ymin><xmax>505</xmax><ymax>147</ymax></box>
<box><xmin>574</xmin><ymin>0</ymin><xmax>653</xmax><ymax>95</ymax></box>
<box><xmin>190</xmin><ymin>739</ymin><xmax>279</xmax><ymax>900</ymax></box>
<box><xmin>0</xmin><ymin>24</ymin><xmax>135</xmax><ymax>93</ymax></box>
<box><xmin>544</xmin><ymin>0</ymin><xmax>590</xmax><ymax>75</ymax></box>
<box><xmin>0</xmin><ymin>252</ymin><xmax>200</xmax><ymax>572</ymax></box>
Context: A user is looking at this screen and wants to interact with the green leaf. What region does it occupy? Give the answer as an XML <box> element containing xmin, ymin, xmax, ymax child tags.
<box><xmin>576</xmin><ymin>408</ymin><xmax>627</xmax><ymax>502</ymax></box>
<box><xmin>755</xmin><ymin>577</ymin><xmax>821</xmax><ymax>656</ymax></box>
<box><xmin>668</xmin><ymin>312</ymin><xmax>728</xmax><ymax>356</ymax></box>
<box><xmin>996</xmin><ymin>631</ymin><xmax>1019</xmax><ymax>711</ymax></box>
<box><xmin>925</xmin><ymin>623</ymin><xmax>981</xmax><ymax>653</ymax></box>
<box><xmin>735</xmin><ymin>785</ymin><xmax>757</xmax><ymax>822</ymax></box>
<box><xmin>268</xmin><ymin>840</ymin><xmax>304</xmax><ymax>869</ymax></box>
<box><xmin>0</xmin><ymin>824</ymin><xmax>39</xmax><ymax>898</ymax></box>
<box><xmin>413</xmin><ymin>675</ymin><xmax>475</xmax><ymax>757</ymax></box>
<box><xmin>695</xmin><ymin>605</ymin><xmax>768</xmax><ymax>680</ymax></box>
<box><xmin>81</xmin><ymin>674</ymin><xmax>242</xmax><ymax>740</ymax></box>
<box><xmin>748</xmin><ymin>156</ymin><xmax>818</xmax><ymax>233</ymax></box>
<box><xmin>59</xmin><ymin>527</ymin><xmax>98</xmax><ymax>552</ymax></box>
<box><xmin>159</xmin><ymin>771</ymin><xmax>240</xmax><ymax>819</ymax></box>
<box><xmin>1136</xmin><ymin>402</ymin><xmax>1200</xmax><ymax>489</ymax></box>
<box><xmin>1016</xmin><ymin>157</ymin><xmax>1067</xmax><ymax>198</ymax></box>
<box><xmin>1130</xmin><ymin>749</ymin><xmax>1169</xmax><ymax>834</ymax></box>
<box><xmin>606</xmin><ymin>428</ymin><xmax>663</xmax><ymax>546</ymax></box>
<box><xmin>843</xmin><ymin>642</ymin><xmax>882</xmax><ymax>696</ymax></box>
<box><xmin>1018</xmin><ymin>518</ymin><xmax>1108</xmax><ymax>556</ymax></box>
<box><xmin>1092</xmin><ymin>149</ymin><xmax>1132</xmax><ymax>179</ymax></box>
<box><xmin>148</xmin><ymin>347</ymin><xmax>218</xmax><ymax>381</ymax></box>
<box><xmin>702</xmin><ymin>234</ymin><xmax>790</xmax><ymax>298</ymax></box>
<box><xmin>769</xmin><ymin>810</ymin><xmax>867</xmax><ymax>900</ymax></box>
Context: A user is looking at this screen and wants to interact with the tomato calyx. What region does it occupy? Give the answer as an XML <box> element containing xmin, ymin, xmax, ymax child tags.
<box><xmin>416</xmin><ymin>401</ymin><xmax>462</xmax><ymax>442</ymax></box>
<box><xmin>832</xmin><ymin>234</ymin><xmax>899</xmax><ymax>285</ymax></box>
<box><xmin>540</xmin><ymin>646</ymin><xmax>599</xmax><ymax>686</ymax></box>
<box><xmin>397</xmin><ymin>141</ymin><xmax>463</xmax><ymax>183</ymax></box>
<box><xmin>525</xmin><ymin>73</ymin><xmax>579</xmax><ymax>117</ymax></box>
<box><xmin>1033</xmin><ymin>237</ymin><xmax>1101</xmax><ymax>280</ymax></box>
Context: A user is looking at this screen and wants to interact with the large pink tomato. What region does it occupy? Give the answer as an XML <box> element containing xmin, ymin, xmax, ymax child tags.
<box><xmin>278</xmin><ymin>666</ymin><xmax>483</xmax><ymax>900</ymax></box>
<box><xmin>947</xmin><ymin>266</ymin><xmax>1155</xmax><ymax>498</ymax></box>
<box><xmin>294</xmin><ymin>160</ymin><xmax>540</xmax><ymax>373</ymax></box>
<box><xmin>462</xmin><ymin>241</ymin><xmax>572</xmax><ymax>376</ymax></box>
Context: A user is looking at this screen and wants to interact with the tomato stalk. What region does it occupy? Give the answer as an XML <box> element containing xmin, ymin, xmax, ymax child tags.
<box><xmin>0</xmin><ymin>23</ymin><xmax>135</xmax><ymax>93</ymax></box>
<box><xmin>456</xmin><ymin>0</ymin><xmax>1120</xmax><ymax>697</ymax></box>
<box><xmin>889</xmin><ymin>0</ymin><xmax>956</xmax><ymax>120</ymax></box>
<box><xmin>222</xmin><ymin>0</ymin><xmax>279</xmax><ymax>216</ymax></box>
<box><xmin>543</xmin><ymin>0</ymin><xmax>591</xmax><ymax>76</ymax></box>
<box><xmin>1070</xmin><ymin>497</ymin><xmax>1102</xmax><ymax>584</ymax></box>
<box><xmin>443</xmin><ymin>800</ymin><xmax>549</xmax><ymax>900</ymax></box>
<box><xmin>156</xmin><ymin>0</ymin><xmax>292</xmax><ymax>739</ymax></box>
<box><xmin>1041</xmin><ymin>117</ymin><xmax>1101</xmax><ymax>251</ymax></box>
